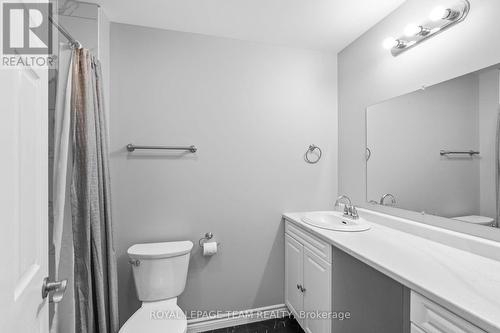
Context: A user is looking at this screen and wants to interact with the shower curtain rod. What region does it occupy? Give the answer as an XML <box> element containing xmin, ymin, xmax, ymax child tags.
<box><xmin>48</xmin><ymin>15</ymin><xmax>82</xmax><ymax>49</ymax></box>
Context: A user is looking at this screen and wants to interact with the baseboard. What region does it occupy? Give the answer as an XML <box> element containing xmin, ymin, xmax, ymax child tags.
<box><xmin>186</xmin><ymin>304</ymin><xmax>290</xmax><ymax>333</ymax></box>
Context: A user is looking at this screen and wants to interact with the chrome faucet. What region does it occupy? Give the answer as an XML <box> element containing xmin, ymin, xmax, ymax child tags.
<box><xmin>334</xmin><ymin>195</ymin><xmax>359</xmax><ymax>220</ymax></box>
<box><xmin>380</xmin><ymin>193</ymin><xmax>396</xmax><ymax>206</ymax></box>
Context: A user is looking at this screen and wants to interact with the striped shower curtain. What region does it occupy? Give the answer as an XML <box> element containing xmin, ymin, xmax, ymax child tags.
<box><xmin>70</xmin><ymin>48</ymin><xmax>119</xmax><ymax>333</ymax></box>
<box><xmin>53</xmin><ymin>47</ymin><xmax>119</xmax><ymax>333</ymax></box>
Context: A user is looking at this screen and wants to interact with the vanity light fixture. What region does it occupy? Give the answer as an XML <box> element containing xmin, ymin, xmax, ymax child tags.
<box><xmin>429</xmin><ymin>6</ymin><xmax>461</xmax><ymax>21</ymax></box>
<box><xmin>383</xmin><ymin>0</ymin><xmax>470</xmax><ymax>56</ymax></box>
<box><xmin>404</xmin><ymin>24</ymin><xmax>431</xmax><ymax>37</ymax></box>
<box><xmin>382</xmin><ymin>37</ymin><xmax>404</xmax><ymax>50</ymax></box>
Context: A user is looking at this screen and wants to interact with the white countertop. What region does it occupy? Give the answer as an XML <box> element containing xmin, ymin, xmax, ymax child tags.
<box><xmin>283</xmin><ymin>211</ymin><xmax>500</xmax><ymax>333</ymax></box>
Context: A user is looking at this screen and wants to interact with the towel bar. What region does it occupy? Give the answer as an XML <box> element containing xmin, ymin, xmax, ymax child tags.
<box><xmin>440</xmin><ymin>150</ymin><xmax>479</xmax><ymax>156</ymax></box>
<box><xmin>126</xmin><ymin>144</ymin><xmax>197</xmax><ymax>153</ymax></box>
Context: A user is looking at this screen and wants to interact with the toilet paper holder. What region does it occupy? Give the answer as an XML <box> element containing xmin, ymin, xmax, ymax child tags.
<box><xmin>198</xmin><ymin>232</ymin><xmax>221</xmax><ymax>248</ymax></box>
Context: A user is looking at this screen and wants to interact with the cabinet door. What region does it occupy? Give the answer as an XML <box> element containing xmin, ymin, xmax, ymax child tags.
<box><xmin>285</xmin><ymin>234</ymin><xmax>304</xmax><ymax>318</ymax></box>
<box><xmin>303</xmin><ymin>247</ymin><xmax>332</xmax><ymax>333</ymax></box>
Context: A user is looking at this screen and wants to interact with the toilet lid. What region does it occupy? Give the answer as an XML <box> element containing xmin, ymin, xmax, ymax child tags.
<box><xmin>128</xmin><ymin>241</ymin><xmax>194</xmax><ymax>259</ymax></box>
<box><xmin>119</xmin><ymin>303</ymin><xmax>187</xmax><ymax>333</ymax></box>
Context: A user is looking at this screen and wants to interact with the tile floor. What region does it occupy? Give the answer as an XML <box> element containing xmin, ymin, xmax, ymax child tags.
<box><xmin>202</xmin><ymin>316</ymin><xmax>304</xmax><ymax>333</ymax></box>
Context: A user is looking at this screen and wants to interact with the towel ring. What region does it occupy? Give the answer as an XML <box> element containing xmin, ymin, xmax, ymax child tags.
<box><xmin>366</xmin><ymin>147</ymin><xmax>371</xmax><ymax>161</ymax></box>
<box><xmin>305</xmin><ymin>145</ymin><xmax>322</xmax><ymax>164</ymax></box>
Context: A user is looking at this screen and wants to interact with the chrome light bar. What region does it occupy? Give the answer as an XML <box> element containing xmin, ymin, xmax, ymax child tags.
<box><xmin>382</xmin><ymin>0</ymin><xmax>470</xmax><ymax>56</ymax></box>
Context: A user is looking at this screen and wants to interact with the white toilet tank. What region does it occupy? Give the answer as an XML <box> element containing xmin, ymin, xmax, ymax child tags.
<box><xmin>127</xmin><ymin>241</ymin><xmax>193</xmax><ymax>301</ymax></box>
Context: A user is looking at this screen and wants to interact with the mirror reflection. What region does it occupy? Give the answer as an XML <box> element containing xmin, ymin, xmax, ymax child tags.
<box><xmin>366</xmin><ymin>65</ymin><xmax>500</xmax><ymax>228</ymax></box>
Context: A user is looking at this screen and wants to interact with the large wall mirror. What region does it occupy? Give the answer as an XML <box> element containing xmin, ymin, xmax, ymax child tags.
<box><xmin>366</xmin><ymin>64</ymin><xmax>500</xmax><ymax>234</ymax></box>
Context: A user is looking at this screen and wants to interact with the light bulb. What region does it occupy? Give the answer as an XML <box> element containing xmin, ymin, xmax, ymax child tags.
<box><xmin>429</xmin><ymin>6</ymin><xmax>450</xmax><ymax>21</ymax></box>
<box><xmin>404</xmin><ymin>24</ymin><xmax>422</xmax><ymax>37</ymax></box>
<box><xmin>382</xmin><ymin>37</ymin><xmax>398</xmax><ymax>50</ymax></box>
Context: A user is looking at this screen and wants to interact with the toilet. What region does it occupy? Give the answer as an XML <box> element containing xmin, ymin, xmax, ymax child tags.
<box><xmin>452</xmin><ymin>215</ymin><xmax>494</xmax><ymax>227</ymax></box>
<box><xmin>119</xmin><ymin>240</ymin><xmax>194</xmax><ymax>333</ymax></box>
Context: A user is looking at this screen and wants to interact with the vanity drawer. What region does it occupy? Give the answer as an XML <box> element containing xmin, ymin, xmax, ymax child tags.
<box><xmin>410</xmin><ymin>292</ymin><xmax>486</xmax><ymax>333</ymax></box>
<box><xmin>285</xmin><ymin>220</ymin><xmax>332</xmax><ymax>263</ymax></box>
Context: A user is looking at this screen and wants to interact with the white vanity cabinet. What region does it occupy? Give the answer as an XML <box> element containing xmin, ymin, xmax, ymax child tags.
<box><xmin>410</xmin><ymin>292</ymin><xmax>487</xmax><ymax>333</ymax></box>
<box><xmin>285</xmin><ymin>221</ymin><xmax>332</xmax><ymax>333</ymax></box>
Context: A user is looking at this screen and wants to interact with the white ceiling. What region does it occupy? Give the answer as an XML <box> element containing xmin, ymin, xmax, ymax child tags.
<box><xmin>89</xmin><ymin>0</ymin><xmax>406</xmax><ymax>51</ymax></box>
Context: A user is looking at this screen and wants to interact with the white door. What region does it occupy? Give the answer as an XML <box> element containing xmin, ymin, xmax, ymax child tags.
<box><xmin>0</xmin><ymin>65</ymin><xmax>49</xmax><ymax>332</ymax></box>
<box><xmin>285</xmin><ymin>234</ymin><xmax>304</xmax><ymax>319</ymax></box>
<box><xmin>303</xmin><ymin>247</ymin><xmax>332</xmax><ymax>333</ymax></box>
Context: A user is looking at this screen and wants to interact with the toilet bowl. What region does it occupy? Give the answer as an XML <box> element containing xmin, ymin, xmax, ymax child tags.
<box><xmin>119</xmin><ymin>298</ymin><xmax>187</xmax><ymax>333</ymax></box>
<box><xmin>452</xmin><ymin>215</ymin><xmax>494</xmax><ymax>227</ymax></box>
<box><xmin>119</xmin><ymin>241</ymin><xmax>194</xmax><ymax>333</ymax></box>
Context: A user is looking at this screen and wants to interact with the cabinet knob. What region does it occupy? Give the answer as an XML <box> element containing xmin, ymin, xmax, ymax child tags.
<box><xmin>297</xmin><ymin>284</ymin><xmax>301</xmax><ymax>290</ymax></box>
<box><xmin>301</xmin><ymin>286</ymin><xmax>306</xmax><ymax>292</ymax></box>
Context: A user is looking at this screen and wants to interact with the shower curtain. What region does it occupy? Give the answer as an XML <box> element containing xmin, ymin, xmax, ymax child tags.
<box><xmin>53</xmin><ymin>47</ymin><xmax>119</xmax><ymax>333</ymax></box>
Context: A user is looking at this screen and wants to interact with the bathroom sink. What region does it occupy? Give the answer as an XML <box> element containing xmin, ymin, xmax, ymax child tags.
<box><xmin>301</xmin><ymin>211</ymin><xmax>371</xmax><ymax>232</ymax></box>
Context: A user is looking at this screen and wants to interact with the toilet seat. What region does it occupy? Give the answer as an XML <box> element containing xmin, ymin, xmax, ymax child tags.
<box><xmin>452</xmin><ymin>215</ymin><xmax>494</xmax><ymax>226</ymax></box>
<box><xmin>119</xmin><ymin>299</ymin><xmax>187</xmax><ymax>333</ymax></box>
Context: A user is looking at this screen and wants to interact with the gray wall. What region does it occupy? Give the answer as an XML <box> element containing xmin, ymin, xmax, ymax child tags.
<box><xmin>109</xmin><ymin>23</ymin><xmax>338</xmax><ymax>323</ymax></box>
<box><xmin>367</xmin><ymin>73</ymin><xmax>480</xmax><ymax>218</ymax></box>
<box><xmin>338</xmin><ymin>0</ymin><xmax>500</xmax><ymax>207</ymax></box>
